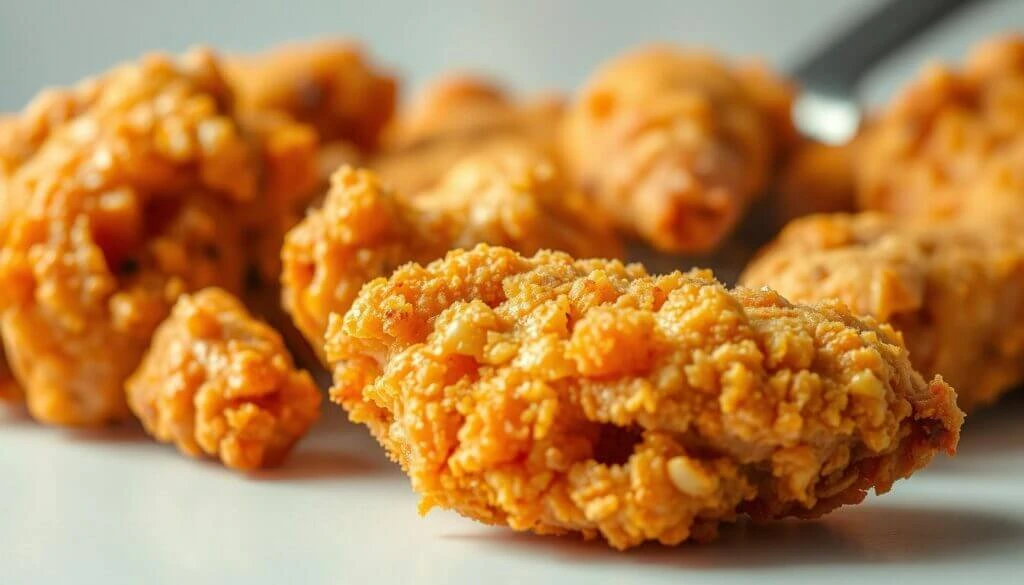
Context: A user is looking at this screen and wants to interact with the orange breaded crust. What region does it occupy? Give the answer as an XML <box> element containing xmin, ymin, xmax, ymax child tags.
<box><xmin>0</xmin><ymin>50</ymin><xmax>314</xmax><ymax>426</ymax></box>
<box><xmin>562</xmin><ymin>45</ymin><xmax>796</xmax><ymax>253</ymax></box>
<box><xmin>226</xmin><ymin>39</ymin><xmax>396</xmax><ymax>150</ymax></box>
<box><xmin>127</xmin><ymin>288</ymin><xmax>321</xmax><ymax>471</ymax></box>
<box><xmin>282</xmin><ymin>155</ymin><xmax>622</xmax><ymax>358</ymax></box>
<box><xmin>325</xmin><ymin>245</ymin><xmax>962</xmax><ymax>550</ymax></box>
<box><xmin>856</xmin><ymin>35</ymin><xmax>1024</xmax><ymax>220</ymax></box>
<box><xmin>741</xmin><ymin>213</ymin><xmax>1024</xmax><ymax>412</ymax></box>
<box><xmin>371</xmin><ymin>75</ymin><xmax>564</xmax><ymax>195</ymax></box>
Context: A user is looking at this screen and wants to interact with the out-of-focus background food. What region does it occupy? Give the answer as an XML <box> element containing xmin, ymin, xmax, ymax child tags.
<box><xmin>1</xmin><ymin>0</ymin><xmax>1020</xmax><ymax>111</ymax></box>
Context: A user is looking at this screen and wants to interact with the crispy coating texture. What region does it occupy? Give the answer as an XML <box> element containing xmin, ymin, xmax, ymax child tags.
<box><xmin>562</xmin><ymin>46</ymin><xmax>796</xmax><ymax>253</ymax></box>
<box><xmin>127</xmin><ymin>288</ymin><xmax>321</xmax><ymax>471</ymax></box>
<box><xmin>0</xmin><ymin>50</ymin><xmax>314</xmax><ymax>426</ymax></box>
<box><xmin>226</xmin><ymin>39</ymin><xmax>396</xmax><ymax>151</ymax></box>
<box><xmin>281</xmin><ymin>154</ymin><xmax>622</xmax><ymax>359</ymax></box>
<box><xmin>371</xmin><ymin>75</ymin><xmax>564</xmax><ymax>195</ymax></box>
<box><xmin>741</xmin><ymin>213</ymin><xmax>1024</xmax><ymax>412</ymax></box>
<box><xmin>324</xmin><ymin>245</ymin><xmax>961</xmax><ymax>550</ymax></box>
<box><xmin>856</xmin><ymin>35</ymin><xmax>1024</xmax><ymax>220</ymax></box>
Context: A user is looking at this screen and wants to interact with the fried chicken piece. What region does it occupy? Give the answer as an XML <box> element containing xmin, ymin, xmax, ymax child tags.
<box><xmin>324</xmin><ymin>244</ymin><xmax>961</xmax><ymax>550</ymax></box>
<box><xmin>856</xmin><ymin>35</ymin><xmax>1024</xmax><ymax>220</ymax></box>
<box><xmin>0</xmin><ymin>50</ymin><xmax>315</xmax><ymax>426</ymax></box>
<box><xmin>773</xmin><ymin>141</ymin><xmax>857</xmax><ymax>223</ymax></box>
<box><xmin>282</xmin><ymin>153</ymin><xmax>622</xmax><ymax>359</ymax></box>
<box><xmin>741</xmin><ymin>213</ymin><xmax>1024</xmax><ymax>411</ymax></box>
<box><xmin>371</xmin><ymin>75</ymin><xmax>564</xmax><ymax>195</ymax></box>
<box><xmin>561</xmin><ymin>46</ymin><xmax>796</xmax><ymax>253</ymax></box>
<box><xmin>127</xmin><ymin>288</ymin><xmax>321</xmax><ymax>471</ymax></box>
<box><xmin>226</xmin><ymin>39</ymin><xmax>396</xmax><ymax>151</ymax></box>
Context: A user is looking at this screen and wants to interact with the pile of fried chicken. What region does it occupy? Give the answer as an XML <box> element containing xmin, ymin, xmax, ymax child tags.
<box><xmin>4</xmin><ymin>34</ymin><xmax>1023</xmax><ymax>549</ymax></box>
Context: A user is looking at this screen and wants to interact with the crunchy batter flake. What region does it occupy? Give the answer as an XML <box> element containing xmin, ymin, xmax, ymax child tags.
<box><xmin>561</xmin><ymin>45</ymin><xmax>796</xmax><ymax>253</ymax></box>
<box><xmin>0</xmin><ymin>50</ymin><xmax>314</xmax><ymax>426</ymax></box>
<box><xmin>325</xmin><ymin>244</ymin><xmax>961</xmax><ymax>550</ymax></box>
<box><xmin>281</xmin><ymin>152</ymin><xmax>622</xmax><ymax>359</ymax></box>
<box><xmin>741</xmin><ymin>213</ymin><xmax>1024</xmax><ymax>411</ymax></box>
<box><xmin>127</xmin><ymin>288</ymin><xmax>321</xmax><ymax>471</ymax></box>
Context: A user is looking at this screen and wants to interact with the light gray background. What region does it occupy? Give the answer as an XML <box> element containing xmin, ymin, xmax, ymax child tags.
<box><xmin>1</xmin><ymin>0</ymin><xmax>1021</xmax><ymax>112</ymax></box>
<box><xmin>3</xmin><ymin>3</ymin><xmax>1024</xmax><ymax>584</ymax></box>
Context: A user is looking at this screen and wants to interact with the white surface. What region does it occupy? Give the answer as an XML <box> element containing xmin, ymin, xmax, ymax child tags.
<box><xmin>3</xmin><ymin>396</ymin><xmax>1024</xmax><ymax>585</ymax></box>
<box><xmin>4</xmin><ymin>1</ymin><xmax>1024</xmax><ymax>583</ymax></box>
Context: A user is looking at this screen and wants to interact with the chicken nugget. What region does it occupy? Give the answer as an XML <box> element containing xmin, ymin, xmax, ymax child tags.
<box><xmin>324</xmin><ymin>244</ymin><xmax>961</xmax><ymax>549</ymax></box>
<box><xmin>282</xmin><ymin>149</ymin><xmax>622</xmax><ymax>359</ymax></box>
<box><xmin>741</xmin><ymin>213</ymin><xmax>1024</xmax><ymax>411</ymax></box>
<box><xmin>127</xmin><ymin>288</ymin><xmax>321</xmax><ymax>470</ymax></box>
<box><xmin>0</xmin><ymin>50</ymin><xmax>314</xmax><ymax>426</ymax></box>
<box><xmin>226</xmin><ymin>39</ymin><xmax>396</xmax><ymax>151</ymax></box>
<box><xmin>371</xmin><ymin>75</ymin><xmax>564</xmax><ymax>195</ymax></box>
<box><xmin>562</xmin><ymin>46</ymin><xmax>796</xmax><ymax>253</ymax></box>
<box><xmin>856</xmin><ymin>35</ymin><xmax>1024</xmax><ymax>220</ymax></box>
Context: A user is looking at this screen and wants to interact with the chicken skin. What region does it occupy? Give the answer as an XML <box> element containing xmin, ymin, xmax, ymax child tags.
<box><xmin>324</xmin><ymin>244</ymin><xmax>962</xmax><ymax>550</ymax></box>
<box><xmin>371</xmin><ymin>75</ymin><xmax>564</xmax><ymax>196</ymax></box>
<box><xmin>281</xmin><ymin>152</ymin><xmax>622</xmax><ymax>359</ymax></box>
<box><xmin>127</xmin><ymin>288</ymin><xmax>321</xmax><ymax>471</ymax></box>
<box><xmin>0</xmin><ymin>50</ymin><xmax>316</xmax><ymax>426</ymax></box>
<box><xmin>741</xmin><ymin>213</ymin><xmax>1024</xmax><ymax>412</ymax></box>
<box><xmin>561</xmin><ymin>46</ymin><xmax>796</xmax><ymax>253</ymax></box>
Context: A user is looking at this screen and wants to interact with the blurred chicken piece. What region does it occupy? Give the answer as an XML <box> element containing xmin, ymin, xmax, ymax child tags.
<box><xmin>227</xmin><ymin>39</ymin><xmax>396</xmax><ymax>151</ymax></box>
<box><xmin>856</xmin><ymin>35</ymin><xmax>1024</xmax><ymax>220</ymax></box>
<box><xmin>127</xmin><ymin>288</ymin><xmax>321</xmax><ymax>471</ymax></box>
<box><xmin>325</xmin><ymin>244</ymin><xmax>961</xmax><ymax>550</ymax></box>
<box><xmin>561</xmin><ymin>45</ymin><xmax>796</xmax><ymax>253</ymax></box>
<box><xmin>774</xmin><ymin>140</ymin><xmax>858</xmax><ymax>223</ymax></box>
<box><xmin>0</xmin><ymin>50</ymin><xmax>315</xmax><ymax>426</ymax></box>
<box><xmin>741</xmin><ymin>213</ymin><xmax>1024</xmax><ymax>411</ymax></box>
<box><xmin>371</xmin><ymin>75</ymin><xmax>564</xmax><ymax>195</ymax></box>
<box><xmin>281</xmin><ymin>151</ymin><xmax>622</xmax><ymax>359</ymax></box>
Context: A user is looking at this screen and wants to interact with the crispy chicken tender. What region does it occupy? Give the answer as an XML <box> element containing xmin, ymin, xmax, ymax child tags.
<box><xmin>856</xmin><ymin>35</ymin><xmax>1024</xmax><ymax>219</ymax></box>
<box><xmin>561</xmin><ymin>46</ymin><xmax>796</xmax><ymax>253</ymax></box>
<box><xmin>127</xmin><ymin>288</ymin><xmax>321</xmax><ymax>471</ymax></box>
<box><xmin>741</xmin><ymin>213</ymin><xmax>1024</xmax><ymax>412</ymax></box>
<box><xmin>371</xmin><ymin>75</ymin><xmax>564</xmax><ymax>195</ymax></box>
<box><xmin>324</xmin><ymin>244</ymin><xmax>961</xmax><ymax>550</ymax></box>
<box><xmin>0</xmin><ymin>50</ymin><xmax>314</xmax><ymax>426</ymax></box>
<box><xmin>281</xmin><ymin>153</ymin><xmax>622</xmax><ymax>359</ymax></box>
<box><xmin>226</xmin><ymin>39</ymin><xmax>396</xmax><ymax>151</ymax></box>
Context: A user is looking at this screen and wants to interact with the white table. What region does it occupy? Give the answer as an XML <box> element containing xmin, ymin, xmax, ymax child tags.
<box><xmin>3</xmin><ymin>393</ymin><xmax>1023</xmax><ymax>584</ymax></box>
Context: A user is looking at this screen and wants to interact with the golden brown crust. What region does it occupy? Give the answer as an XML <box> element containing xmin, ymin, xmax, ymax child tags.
<box><xmin>0</xmin><ymin>50</ymin><xmax>314</xmax><ymax>426</ymax></box>
<box><xmin>740</xmin><ymin>213</ymin><xmax>1024</xmax><ymax>411</ymax></box>
<box><xmin>127</xmin><ymin>288</ymin><xmax>321</xmax><ymax>471</ymax></box>
<box><xmin>370</xmin><ymin>75</ymin><xmax>564</xmax><ymax>195</ymax></box>
<box><xmin>325</xmin><ymin>244</ymin><xmax>961</xmax><ymax>549</ymax></box>
<box><xmin>561</xmin><ymin>45</ymin><xmax>795</xmax><ymax>253</ymax></box>
<box><xmin>856</xmin><ymin>35</ymin><xmax>1024</xmax><ymax>220</ymax></box>
<box><xmin>226</xmin><ymin>39</ymin><xmax>396</xmax><ymax>151</ymax></box>
<box><xmin>281</xmin><ymin>153</ymin><xmax>622</xmax><ymax>359</ymax></box>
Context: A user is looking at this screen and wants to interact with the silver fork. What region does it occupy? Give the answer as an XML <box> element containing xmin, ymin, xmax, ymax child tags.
<box><xmin>792</xmin><ymin>0</ymin><xmax>980</xmax><ymax>144</ymax></box>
